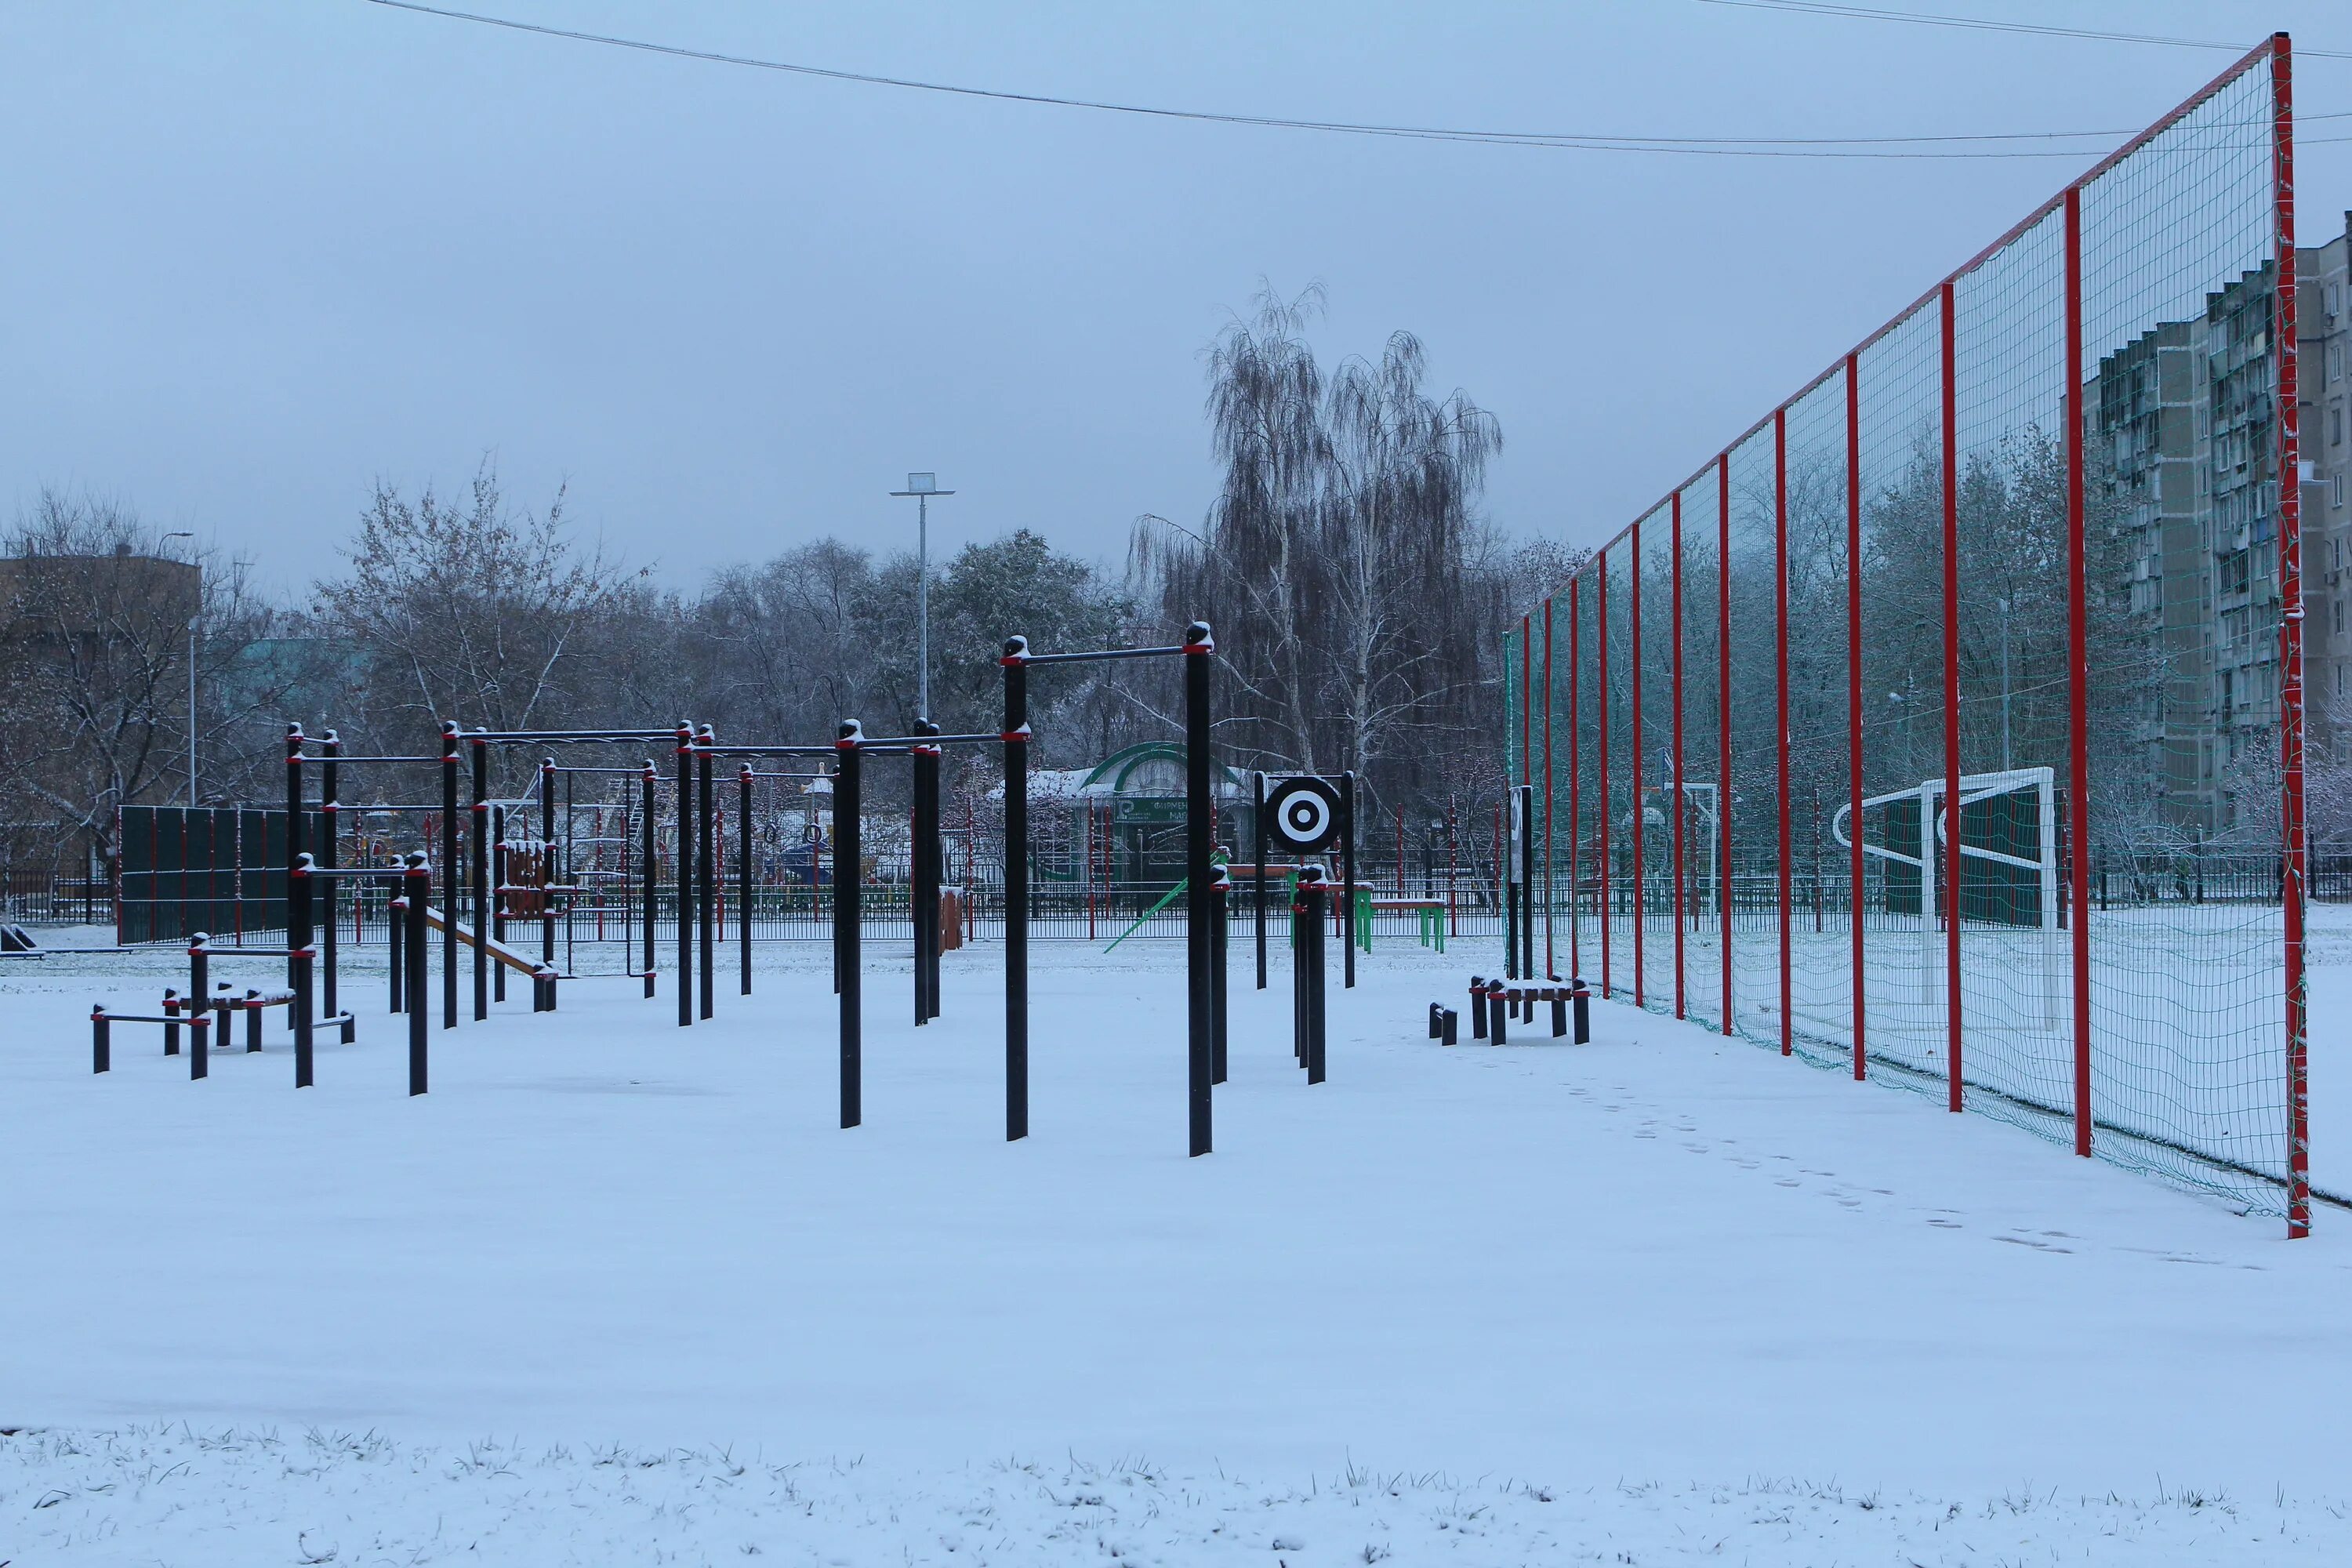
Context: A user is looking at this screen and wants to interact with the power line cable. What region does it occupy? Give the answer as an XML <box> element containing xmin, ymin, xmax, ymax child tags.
<box><xmin>1695</xmin><ymin>1</ymin><xmax>2352</xmax><ymax>62</ymax></box>
<box><xmin>361</xmin><ymin>0</ymin><xmax>2352</xmax><ymax>158</ymax></box>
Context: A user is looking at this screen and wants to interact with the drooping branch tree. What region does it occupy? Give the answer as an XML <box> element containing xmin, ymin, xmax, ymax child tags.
<box><xmin>1134</xmin><ymin>283</ymin><xmax>1505</xmax><ymax>823</ymax></box>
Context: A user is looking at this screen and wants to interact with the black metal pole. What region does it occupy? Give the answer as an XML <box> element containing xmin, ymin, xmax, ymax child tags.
<box><xmin>1183</xmin><ymin>619</ymin><xmax>1214</xmax><ymax>1157</ymax></box>
<box><xmin>835</xmin><ymin>720</ymin><xmax>862</xmax><ymax>1129</ymax></box>
<box><xmin>564</xmin><ymin>768</ymin><xmax>575</xmax><ymax>984</ymax></box>
<box><xmin>1210</xmin><ymin>864</ymin><xmax>1229</xmax><ymax>1084</ymax></box>
<box><xmin>285</xmin><ymin>722</ymin><xmax>303</xmax><ymax>996</ymax></box>
<box><xmin>641</xmin><ymin>762</ymin><xmax>658</xmax><ymax>1000</ymax></box>
<box><xmin>405</xmin><ymin>854</ymin><xmax>430</xmax><ymax>1093</ymax></box>
<box><xmin>321</xmin><ymin>731</ymin><xmax>339</xmax><ymax>1022</ymax></box>
<box><xmin>291</xmin><ymin>853</ymin><xmax>314</xmax><ymax>1086</ymax></box>
<box><xmin>1301</xmin><ymin>865</ymin><xmax>1327</xmax><ymax>1084</ymax></box>
<box><xmin>1341</xmin><ymin>771</ymin><xmax>1357</xmax><ymax>990</ymax></box>
<box><xmin>675</xmin><ymin>723</ymin><xmax>693</xmax><ymax>1028</ymax></box>
<box><xmin>1003</xmin><ymin>637</ymin><xmax>1029</xmax><ymax>1142</ymax></box>
<box><xmin>698</xmin><ymin>728</ymin><xmax>715</xmax><ymax>1021</ymax></box>
<box><xmin>387</xmin><ymin>891</ymin><xmax>403</xmax><ymax>1014</ymax></box>
<box><xmin>542</xmin><ymin>757</ymin><xmax>558</xmax><ymax>1008</ymax></box>
<box><xmin>913</xmin><ymin>718</ymin><xmax>939</xmax><ymax>1026</ymax></box>
<box><xmin>468</xmin><ymin>735</ymin><xmax>487</xmax><ymax>1020</ymax></box>
<box><xmin>492</xmin><ymin>804</ymin><xmax>508</xmax><ymax>1004</ymax></box>
<box><xmin>1253</xmin><ymin>772</ymin><xmax>1268</xmax><ymax>990</ymax></box>
<box><xmin>439</xmin><ymin>720</ymin><xmax>459</xmax><ymax>1029</ymax></box>
<box><xmin>739</xmin><ymin>763</ymin><xmax>753</xmax><ymax>996</ymax></box>
<box><xmin>1298</xmin><ymin>884</ymin><xmax>1317</xmax><ymax>1067</ymax></box>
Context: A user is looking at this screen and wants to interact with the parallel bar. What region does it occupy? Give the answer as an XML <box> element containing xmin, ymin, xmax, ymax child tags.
<box><xmin>1016</xmin><ymin>644</ymin><xmax>1186</xmax><ymax>666</ymax></box>
<box><xmin>690</xmin><ymin>744</ymin><xmax>837</xmax><ymax>759</ymax></box>
<box><xmin>470</xmin><ymin>729</ymin><xmax>680</xmax><ymax>744</ymax></box>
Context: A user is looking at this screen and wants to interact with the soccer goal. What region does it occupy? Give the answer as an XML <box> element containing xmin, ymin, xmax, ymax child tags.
<box><xmin>1831</xmin><ymin>765</ymin><xmax>2060</xmax><ymax>1029</ymax></box>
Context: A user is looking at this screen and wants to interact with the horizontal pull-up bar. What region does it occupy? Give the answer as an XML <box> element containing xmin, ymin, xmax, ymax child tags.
<box><xmin>296</xmin><ymin>754</ymin><xmax>444</xmax><ymax>766</ymax></box>
<box><xmin>538</xmin><ymin>764</ymin><xmax>655</xmax><ymax>775</ymax></box>
<box><xmin>1014</xmin><ymin>644</ymin><xmax>1187</xmax><ymax>666</ymax></box>
<box><xmin>853</xmin><ymin>731</ymin><xmax>998</xmax><ymax>748</ymax></box>
<box><xmin>468</xmin><ymin>729</ymin><xmax>684</xmax><ymax>745</ymax></box>
<box><xmin>291</xmin><ymin>857</ymin><xmax>413</xmax><ymax>880</ymax></box>
<box><xmin>691</xmin><ymin>744</ymin><xmax>834</xmax><ymax>759</ymax></box>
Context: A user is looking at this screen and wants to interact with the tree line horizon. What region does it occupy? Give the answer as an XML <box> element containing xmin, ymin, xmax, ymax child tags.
<box><xmin>2</xmin><ymin>285</ymin><xmax>1570</xmax><ymax>882</ymax></box>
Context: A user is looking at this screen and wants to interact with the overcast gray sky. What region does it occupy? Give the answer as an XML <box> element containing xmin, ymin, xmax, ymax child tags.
<box><xmin>5</xmin><ymin>1</ymin><xmax>2350</xmax><ymax>597</ymax></box>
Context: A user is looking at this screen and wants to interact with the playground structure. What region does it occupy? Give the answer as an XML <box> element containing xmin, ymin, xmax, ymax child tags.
<box><xmin>64</xmin><ymin>617</ymin><xmax>1385</xmax><ymax>1158</ymax></box>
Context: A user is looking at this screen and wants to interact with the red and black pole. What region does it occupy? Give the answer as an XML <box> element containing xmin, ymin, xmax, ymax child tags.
<box><xmin>472</xmin><ymin>735</ymin><xmax>490</xmax><ymax>1021</ymax></box>
<box><xmin>739</xmin><ymin>763</ymin><xmax>754</xmax><ymax>997</ymax></box>
<box><xmin>835</xmin><ymin>719</ymin><xmax>863</xmax><ymax>1130</ymax></box>
<box><xmin>439</xmin><ymin>720</ymin><xmax>459</xmax><ymax>1031</ymax></box>
<box><xmin>675</xmin><ymin>721</ymin><xmax>693</xmax><ymax>1029</ymax></box>
<box><xmin>641</xmin><ymin>761</ymin><xmax>658</xmax><ymax>1000</ymax></box>
<box><xmin>1184</xmin><ymin>619</ymin><xmax>1214</xmax><ymax>1157</ymax></box>
<box><xmin>1002</xmin><ymin>637</ymin><xmax>1030</xmax><ymax>1142</ymax></box>
<box><xmin>697</xmin><ymin>725</ymin><xmax>715</xmax><ymax>1021</ymax></box>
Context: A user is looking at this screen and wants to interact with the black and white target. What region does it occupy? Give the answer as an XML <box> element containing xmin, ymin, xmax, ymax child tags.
<box><xmin>1265</xmin><ymin>775</ymin><xmax>1341</xmax><ymax>853</ymax></box>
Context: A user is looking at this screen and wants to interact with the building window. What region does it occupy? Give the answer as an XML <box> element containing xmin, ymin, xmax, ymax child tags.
<box><xmin>2334</xmin><ymin>401</ymin><xmax>2347</xmax><ymax>446</ymax></box>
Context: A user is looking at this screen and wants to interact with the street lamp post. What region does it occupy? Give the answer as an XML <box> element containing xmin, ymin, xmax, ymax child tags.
<box><xmin>164</xmin><ymin>532</ymin><xmax>198</xmax><ymax>804</ymax></box>
<box><xmin>889</xmin><ymin>474</ymin><xmax>954</xmax><ymax>719</ymax></box>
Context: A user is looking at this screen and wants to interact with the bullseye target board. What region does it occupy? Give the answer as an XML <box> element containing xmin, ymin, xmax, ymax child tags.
<box><xmin>1265</xmin><ymin>775</ymin><xmax>1342</xmax><ymax>854</ymax></box>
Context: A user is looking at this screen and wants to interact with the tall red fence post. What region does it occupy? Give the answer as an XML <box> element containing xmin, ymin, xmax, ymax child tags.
<box><xmin>1598</xmin><ymin>554</ymin><xmax>1612</xmax><ymax>997</ymax></box>
<box><xmin>2063</xmin><ymin>187</ymin><xmax>2091</xmax><ymax>1152</ymax></box>
<box><xmin>1846</xmin><ymin>352</ymin><xmax>1867</xmax><ymax>1081</ymax></box>
<box><xmin>1940</xmin><ymin>279</ymin><xmax>1964</xmax><ymax>1112</ymax></box>
<box><xmin>1568</xmin><ymin>586</ymin><xmax>1581</xmax><ymax>978</ymax></box>
<box><xmin>1717</xmin><ymin>454</ymin><xmax>1733</xmax><ymax>1036</ymax></box>
<box><xmin>1631</xmin><ymin>521</ymin><xmax>1645</xmax><ymax>1008</ymax></box>
<box><xmin>1775</xmin><ymin>408</ymin><xmax>1792</xmax><ymax>1058</ymax></box>
<box><xmin>2274</xmin><ymin>31</ymin><xmax>2310</xmax><ymax>1237</ymax></box>
<box><xmin>1522</xmin><ymin>615</ymin><xmax>1534</xmax><ymax>793</ymax></box>
<box><xmin>1543</xmin><ymin>596</ymin><xmax>1555</xmax><ymax>978</ymax></box>
<box><xmin>1671</xmin><ymin>491</ymin><xmax>1687</xmax><ymax>1020</ymax></box>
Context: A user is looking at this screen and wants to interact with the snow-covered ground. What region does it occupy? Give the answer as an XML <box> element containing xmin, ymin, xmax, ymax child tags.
<box><xmin>5</xmin><ymin>922</ymin><xmax>2351</xmax><ymax>1563</ymax></box>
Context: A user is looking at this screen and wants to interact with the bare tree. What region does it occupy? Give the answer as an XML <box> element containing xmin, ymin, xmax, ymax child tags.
<box><xmin>318</xmin><ymin>461</ymin><xmax>644</xmax><ymax>753</ymax></box>
<box><xmin>1134</xmin><ymin>283</ymin><xmax>1504</xmax><ymax>822</ymax></box>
